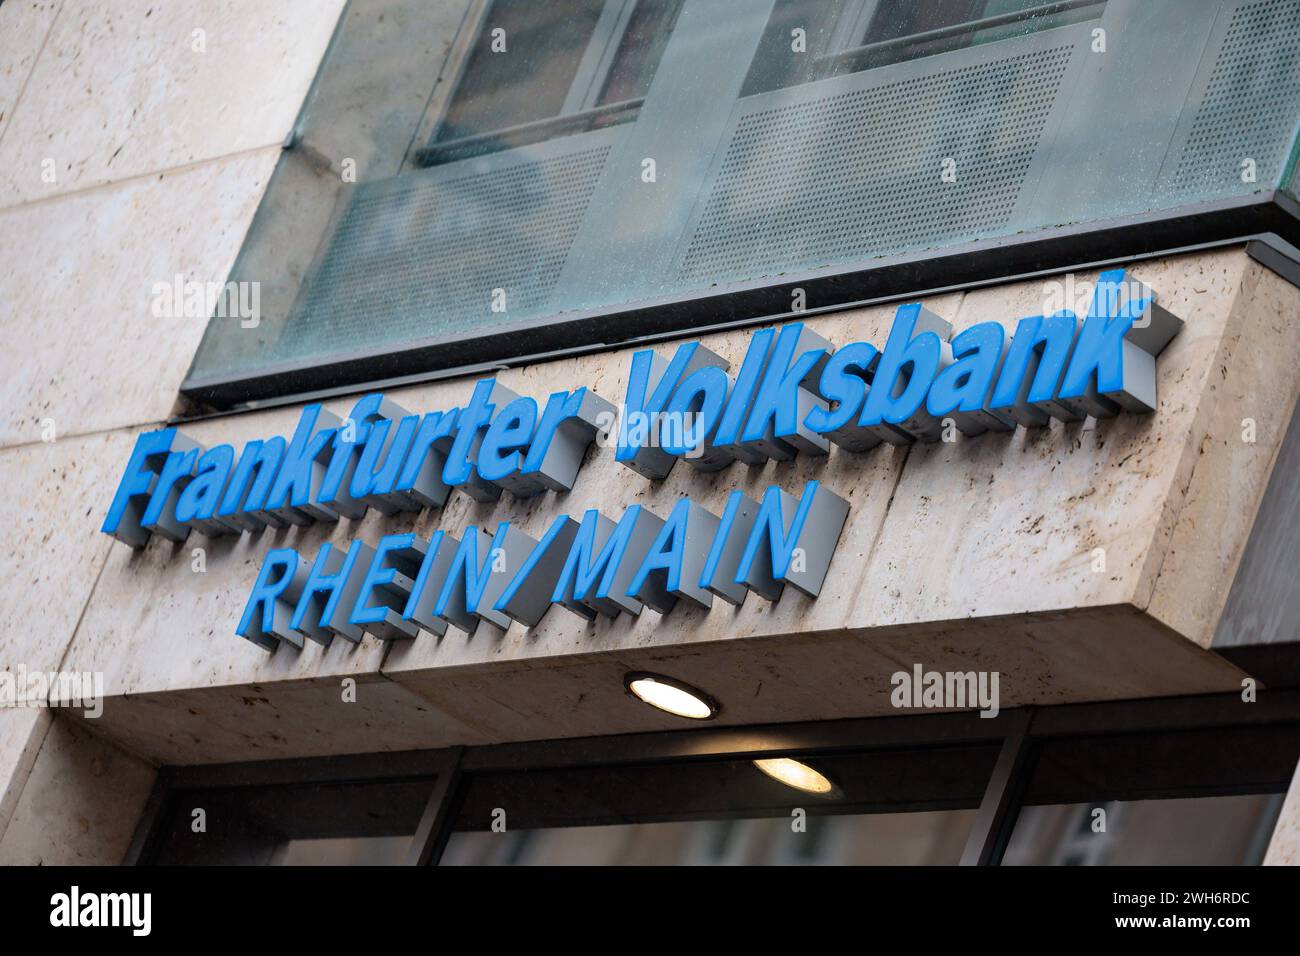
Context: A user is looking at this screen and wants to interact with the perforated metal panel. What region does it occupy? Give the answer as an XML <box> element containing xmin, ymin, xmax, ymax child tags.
<box><xmin>1165</xmin><ymin>0</ymin><xmax>1300</xmax><ymax>199</ymax></box>
<box><xmin>279</xmin><ymin>137</ymin><xmax>613</xmax><ymax>360</ymax></box>
<box><xmin>675</xmin><ymin>43</ymin><xmax>1075</xmax><ymax>285</ymax></box>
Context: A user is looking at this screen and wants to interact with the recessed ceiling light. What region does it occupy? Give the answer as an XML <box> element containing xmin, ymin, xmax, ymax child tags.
<box><xmin>753</xmin><ymin>757</ymin><xmax>836</xmax><ymax>795</ymax></box>
<box><xmin>624</xmin><ymin>672</ymin><xmax>718</xmax><ymax>720</ymax></box>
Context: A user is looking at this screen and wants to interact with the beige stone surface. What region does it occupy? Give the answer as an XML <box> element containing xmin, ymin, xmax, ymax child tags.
<box><xmin>0</xmin><ymin>707</ymin><xmax>51</xmax><ymax>841</ymax></box>
<box><xmin>0</xmin><ymin>146</ymin><xmax>281</xmax><ymax>447</ymax></box>
<box><xmin>61</xmin><ymin>606</ymin><xmax>1245</xmax><ymax>766</ymax></box>
<box><xmin>71</xmin><ymin>518</ymin><xmax>394</xmax><ymax>697</ymax></box>
<box><xmin>59</xmin><ymin>675</ymin><xmax>491</xmax><ymax>766</ymax></box>
<box><xmin>0</xmin><ymin>0</ymin><xmax>344</xmax><ymax>204</ymax></box>
<box><xmin>0</xmin><ymin>431</ymin><xmax>134</xmax><ymax>836</ymax></box>
<box><xmin>0</xmin><ymin>717</ymin><xmax>154</xmax><ymax>865</ymax></box>
<box><xmin>854</xmin><ymin>255</ymin><xmax>1254</xmax><ymax>630</ymax></box>
<box><xmin>1145</xmin><ymin>263</ymin><xmax>1300</xmax><ymax>647</ymax></box>
<box><xmin>1264</xmin><ymin>758</ymin><xmax>1300</xmax><ymax>866</ymax></box>
<box><xmin>62</xmin><ymin>401</ymin><xmax>392</xmax><ymax>698</ymax></box>
<box><xmin>388</xmin><ymin>606</ymin><xmax>1243</xmax><ymax>750</ymax></box>
<box><xmin>0</xmin><ymin>430</ymin><xmax>133</xmax><ymax>675</ymax></box>
<box><xmin>0</xmin><ymin>0</ymin><xmax>61</xmax><ymax>148</ymax></box>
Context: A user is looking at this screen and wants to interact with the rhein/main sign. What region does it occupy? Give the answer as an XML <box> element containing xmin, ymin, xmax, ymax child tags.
<box><xmin>102</xmin><ymin>269</ymin><xmax>1181</xmax><ymax>650</ymax></box>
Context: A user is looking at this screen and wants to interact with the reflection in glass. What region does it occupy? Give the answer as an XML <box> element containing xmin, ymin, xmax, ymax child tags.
<box><xmin>428</xmin><ymin>0</ymin><xmax>682</xmax><ymax>163</ymax></box>
<box><xmin>753</xmin><ymin>757</ymin><xmax>837</xmax><ymax>795</ymax></box>
<box><xmin>1003</xmin><ymin>794</ymin><xmax>1285</xmax><ymax>866</ymax></box>
<box><xmin>741</xmin><ymin>0</ymin><xmax>1105</xmax><ymax>95</ymax></box>
<box><xmin>434</xmin><ymin>0</ymin><xmax>606</xmax><ymax>147</ymax></box>
<box><xmin>1001</xmin><ymin>723</ymin><xmax>1300</xmax><ymax>866</ymax></box>
<box><xmin>442</xmin><ymin>743</ymin><xmax>1000</xmax><ymax>865</ymax></box>
<box><xmin>276</xmin><ymin>835</ymin><xmax>413</xmax><ymax>866</ymax></box>
<box><xmin>442</xmin><ymin>810</ymin><xmax>978</xmax><ymax>865</ymax></box>
<box><xmin>596</xmin><ymin>0</ymin><xmax>684</xmax><ymax>106</ymax></box>
<box><xmin>147</xmin><ymin>777</ymin><xmax>434</xmax><ymax>865</ymax></box>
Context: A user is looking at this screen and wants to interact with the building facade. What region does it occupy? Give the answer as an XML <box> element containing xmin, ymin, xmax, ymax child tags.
<box><xmin>0</xmin><ymin>0</ymin><xmax>1298</xmax><ymax>866</ymax></box>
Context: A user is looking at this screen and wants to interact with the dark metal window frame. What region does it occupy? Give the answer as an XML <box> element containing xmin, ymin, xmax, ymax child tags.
<box><xmin>124</xmin><ymin>688</ymin><xmax>1300</xmax><ymax>866</ymax></box>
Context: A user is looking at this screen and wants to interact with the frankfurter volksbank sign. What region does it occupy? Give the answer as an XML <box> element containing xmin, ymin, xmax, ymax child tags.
<box><xmin>102</xmin><ymin>269</ymin><xmax>1181</xmax><ymax>651</ymax></box>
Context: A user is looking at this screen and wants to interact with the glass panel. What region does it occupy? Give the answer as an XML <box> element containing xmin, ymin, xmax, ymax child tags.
<box><xmin>971</xmin><ymin>0</ymin><xmax>1102</xmax><ymax>46</ymax></box>
<box><xmin>848</xmin><ymin>0</ymin><xmax>1102</xmax><ymax>72</ymax></box>
<box><xmin>1003</xmin><ymin>794</ymin><xmax>1285</xmax><ymax>865</ymax></box>
<box><xmin>1001</xmin><ymin>724</ymin><xmax>1300</xmax><ymax>866</ymax></box>
<box><xmin>277</xmin><ymin>835</ymin><xmax>413</xmax><ymax>865</ymax></box>
<box><xmin>184</xmin><ymin>0</ymin><xmax>1300</xmax><ymax>402</ymax></box>
<box><xmin>434</xmin><ymin>0</ymin><xmax>606</xmax><ymax>145</ymax></box>
<box><xmin>739</xmin><ymin>0</ymin><xmax>852</xmax><ymax>97</ymax></box>
<box><xmin>147</xmin><ymin>777</ymin><xmax>434</xmax><ymax>865</ymax></box>
<box><xmin>443</xmin><ymin>810</ymin><xmax>977</xmax><ymax>865</ymax></box>
<box><xmin>596</xmin><ymin>0</ymin><xmax>685</xmax><ymax>105</ymax></box>
<box><xmin>427</xmin><ymin>0</ymin><xmax>682</xmax><ymax>162</ymax></box>
<box><xmin>440</xmin><ymin>744</ymin><xmax>1001</xmax><ymax>866</ymax></box>
<box><xmin>741</xmin><ymin>0</ymin><xmax>1105</xmax><ymax>95</ymax></box>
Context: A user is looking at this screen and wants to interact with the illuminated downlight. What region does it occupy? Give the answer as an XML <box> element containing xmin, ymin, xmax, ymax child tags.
<box><xmin>624</xmin><ymin>672</ymin><xmax>718</xmax><ymax>720</ymax></box>
<box><xmin>753</xmin><ymin>758</ymin><xmax>835</xmax><ymax>795</ymax></box>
